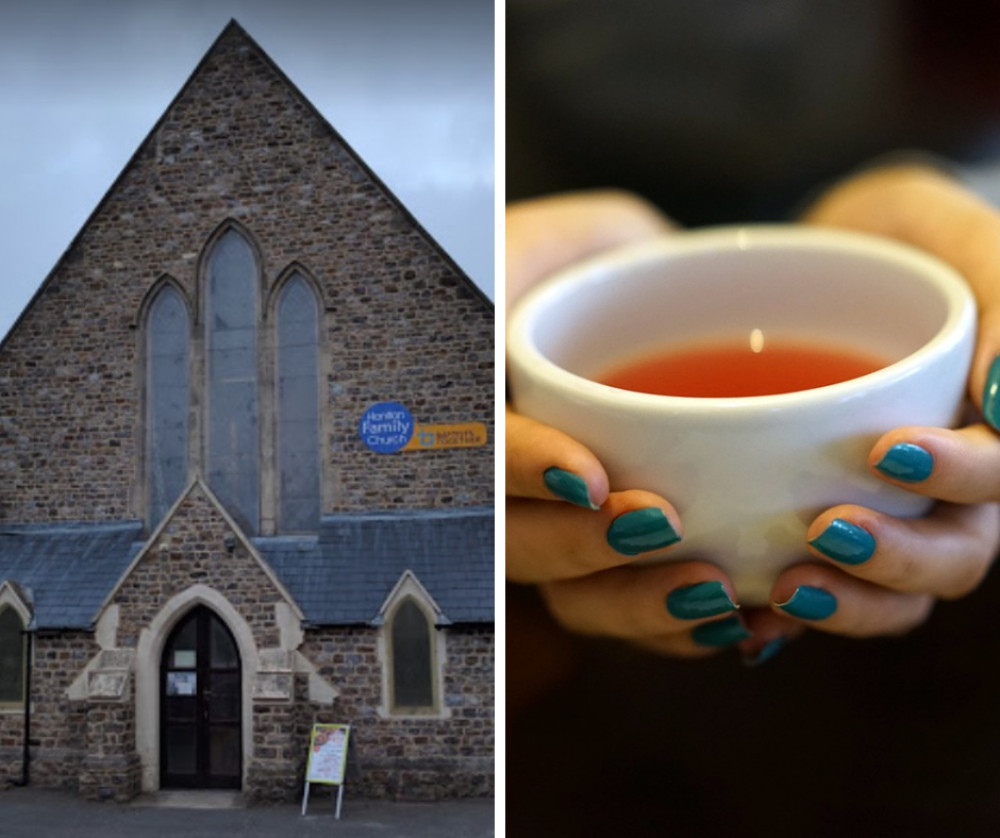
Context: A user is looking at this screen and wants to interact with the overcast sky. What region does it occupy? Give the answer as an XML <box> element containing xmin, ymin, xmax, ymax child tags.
<box><xmin>0</xmin><ymin>0</ymin><xmax>494</xmax><ymax>339</ymax></box>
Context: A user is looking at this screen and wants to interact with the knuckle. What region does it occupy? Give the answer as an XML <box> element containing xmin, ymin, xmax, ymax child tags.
<box><xmin>880</xmin><ymin>549</ymin><xmax>923</xmax><ymax>593</ymax></box>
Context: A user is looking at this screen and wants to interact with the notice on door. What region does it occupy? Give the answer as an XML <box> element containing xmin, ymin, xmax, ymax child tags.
<box><xmin>305</xmin><ymin>724</ymin><xmax>350</xmax><ymax>786</ymax></box>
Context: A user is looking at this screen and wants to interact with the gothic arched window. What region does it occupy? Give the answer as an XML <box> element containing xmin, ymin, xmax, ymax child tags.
<box><xmin>147</xmin><ymin>284</ymin><xmax>190</xmax><ymax>527</ymax></box>
<box><xmin>276</xmin><ymin>274</ymin><xmax>321</xmax><ymax>532</ymax></box>
<box><xmin>389</xmin><ymin>597</ymin><xmax>436</xmax><ymax>712</ymax></box>
<box><xmin>0</xmin><ymin>606</ymin><xmax>25</xmax><ymax>706</ymax></box>
<box><xmin>206</xmin><ymin>229</ymin><xmax>260</xmax><ymax>534</ymax></box>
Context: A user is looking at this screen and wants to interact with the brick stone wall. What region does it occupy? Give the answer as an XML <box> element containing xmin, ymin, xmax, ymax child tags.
<box><xmin>0</xmin><ymin>22</ymin><xmax>493</xmax><ymax>804</ymax></box>
<box><xmin>112</xmin><ymin>483</ymin><xmax>287</xmax><ymax>650</ymax></box>
<box><xmin>245</xmin><ymin>673</ymin><xmax>314</xmax><ymax>803</ymax></box>
<box><xmin>0</xmin><ymin>622</ymin><xmax>494</xmax><ymax>801</ymax></box>
<box><xmin>78</xmin><ymin>695</ymin><xmax>142</xmax><ymax>802</ymax></box>
<box><xmin>0</xmin><ymin>632</ymin><xmax>94</xmax><ymax>791</ymax></box>
<box><xmin>0</xmin><ymin>711</ymin><xmax>25</xmax><ymax>787</ymax></box>
<box><xmin>0</xmin><ymin>22</ymin><xmax>493</xmax><ymax>527</ymax></box>
<box><xmin>301</xmin><ymin>625</ymin><xmax>494</xmax><ymax>801</ymax></box>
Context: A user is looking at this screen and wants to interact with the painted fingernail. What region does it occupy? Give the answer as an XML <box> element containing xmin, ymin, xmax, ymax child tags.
<box><xmin>875</xmin><ymin>442</ymin><xmax>933</xmax><ymax>482</ymax></box>
<box><xmin>543</xmin><ymin>467</ymin><xmax>599</xmax><ymax>510</ymax></box>
<box><xmin>606</xmin><ymin>508</ymin><xmax>681</xmax><ymax>556</ymax></box>
<box><xmin>692</xmin><ymin>615</ymin><xmax>751</xmax><ymax>648</ymax></box>
<box><xmin>808</xmin><ymin>518</ymin><xmax>876</xmax><ymax>565</ymax></box>
<box><xmin>666</xmin><ymin>581</ymin><xmax>737</xmax><ymax>620</ymax></box>
<box><xmin>743</xmin><ymin>636</ymin><xmax>787</xmax><ymax>667</ymax></box>
<box><xmin>776</xmin><ymin>586</ymin><xmax>837</xmax><ymax>621</ymax></box>
<box><xmin>984</xmin><ymin>353</ymin><xmax>1000</xmax><ymax>431</ymax></box>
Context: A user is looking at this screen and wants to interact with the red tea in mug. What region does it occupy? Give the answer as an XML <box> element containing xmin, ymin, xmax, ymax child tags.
<box><xmin>598</xmin><ymin>335</ymin><xmax>888</xmax><ymax>397</ymax></box>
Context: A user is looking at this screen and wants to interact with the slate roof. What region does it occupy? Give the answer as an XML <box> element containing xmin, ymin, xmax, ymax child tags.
<box><xmin>0</xmin><ymin>508</ymin><xmax>494</xmax><ymax>631</ymax></box>
<box><xmin>256</xmin><ymin>507</ymin><xmax>494</xmax><ymax>626</ymax></box>
<box><xmin>0</xmin><ymin>521</ymin><xmax>145</xmax><ymax>629</ymax></box>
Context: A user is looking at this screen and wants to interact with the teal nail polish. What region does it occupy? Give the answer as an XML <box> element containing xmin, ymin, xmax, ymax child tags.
<box><xmin>692</xmin><ymin>615</ymin><xmax>751</xmax><ymax>648</ymax></box>
<box><xmin>808</xmin><ymin>518</ymin><xmax>876</xmax><ymax>565</ymax></box>
<box><xmin>984</xmin><ymin>354</ymin><xmax>1000</xmax><ymax>431</ymax></box>
<box><xmin>543</xmin><ymin>467</ymin><xmax>598</xmax><ymax>510</ymax></box>
<box><xmin>743</xmin><ymin>636</ymin><xmax>787</xmax><ymax>667</ymax></box>
<box><xmin>875</xmin><ymin>442</ymin><xmax>933</xmax><ymax>482</ymax></box>
<box><xmin>606</xmin><ymin>508</ymin><xmax>681</xmax><ymax>556</ymax></box>
<box><xmin>776</xmin><ymin>586</ymin><xmax>837</xmax><ymax>620</ymax></box>
<box><xmin>666</xmin><ymin>581</ymin><xmax>737</xmax><ymax>620</ymax></box>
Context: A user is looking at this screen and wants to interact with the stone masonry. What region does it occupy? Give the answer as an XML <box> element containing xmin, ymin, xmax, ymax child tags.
<box><xmin>0</xmin><ymin>21</ymin><xmax>493</xmax><ymax>803</ymax></box>
<box><xmin>0</xmin><ymin>21</ymin><xmax>493</xmax><ymax>525</ymax></box>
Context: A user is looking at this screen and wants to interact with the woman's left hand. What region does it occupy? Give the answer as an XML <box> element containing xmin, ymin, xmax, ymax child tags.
<box><xmin>747</xmin><ymin>164</ymin><xmax>1000</xmax><ymax>652</ymax></box>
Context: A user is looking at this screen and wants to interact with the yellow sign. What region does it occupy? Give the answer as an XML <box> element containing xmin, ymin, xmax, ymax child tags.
<box><xmin>302</xmin><ymin>723</ymin><xmax>351</xmax><ymax>818</ymax></box>
<box><xmin>305</xmin><ymin>724</ymin><xmax>350</xmax><ymax>786</ymax></box>
<box><xmin>403</xmin><ymin>422</ymin><xmax>488</xmax><ymax>450</ymax></box>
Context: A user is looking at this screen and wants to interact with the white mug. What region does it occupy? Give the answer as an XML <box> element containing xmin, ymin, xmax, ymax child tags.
<box><xmin>507</xmin><ymin>226</ymin><xmax>977</xmax><ymax>604</ymax></box>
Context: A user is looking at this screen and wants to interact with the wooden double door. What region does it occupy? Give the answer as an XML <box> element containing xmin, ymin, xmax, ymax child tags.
<box><xmin>160</xmin><ymin>606</ymin><xmax>242</xmax><ymax>789</ymax></box>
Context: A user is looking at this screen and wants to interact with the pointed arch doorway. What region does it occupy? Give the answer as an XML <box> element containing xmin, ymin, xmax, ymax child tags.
<box><xmin>160</xmin><ymin>605</ymin><xmax>242</xmax><ymax>789</ymax></box>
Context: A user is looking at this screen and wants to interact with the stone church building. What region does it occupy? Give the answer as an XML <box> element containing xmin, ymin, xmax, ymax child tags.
<box><xmin>0</xmin><ymin>21</ymin><xmax>493</xmax><ymax>802</ymax></box>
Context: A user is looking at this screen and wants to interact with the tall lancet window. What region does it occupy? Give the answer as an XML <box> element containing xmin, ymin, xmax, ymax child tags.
<box><xmin>147</xmin><ymin>284</ymin><xmax>190</xmax><ymax>527</ymax></box>
<box><xmin>389</xmin><ymin>598</ymin><xmax>436</xmax><ymax>713</ymax></box>
<box><xmin>0</xmin><ymin>606</ymin><xmax>26</xmax><ymax>707</ymax></box>
<box><xmin>276</xmin><ymin>274</ymin><xmax>321</xmax><ymax>532</ymax></box>
<box><xmin>206</xmin><ymin>229</ymin><xmax>260</xmax><ymax>534</ymax></box>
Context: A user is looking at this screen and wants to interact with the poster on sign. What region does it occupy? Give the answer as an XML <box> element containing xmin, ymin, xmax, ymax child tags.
<box><xmin>301</xmin><ymin>723</ymin><xmax>351</xmax><ymax>818</ymax></box>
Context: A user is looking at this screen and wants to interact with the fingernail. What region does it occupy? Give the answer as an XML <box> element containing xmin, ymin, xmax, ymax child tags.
<box><xmin>984</xmin><ymin>353</ymin><xmax>1000</xmax><ymax>431</ymax></box>
<box><xmin>808</xmin><ymin>518</ymin><xmax>876</xmax><ymax>565</ymax></box>
<box><xmin>743</xmin><ymin>636</ymin><xmax>787</xmax><ymax>667</ymax></box>
<box><xmin>543</xmin><ymin>467</ymin><xmax>599</xmax><ymax>510</ymax></box>
<box><xmin>692</xmin><ymin>615</ymin><xmax>751</xmax><ymax>648</ymax></box>
<box><xmin>874</xmin><ymin>442</ymin><xmax>933</xmax><ymax>482</ymax></box>
<box><xmin>666</xmin><ymin>581</ymin><xmax>737</xmax><ymax>620</ymax></box>
<box><xmin>606</xmin><ymin>508</ymin><xmax>681</xmax><ymax>556</ymax></box>
<box><xmin>776</xmin><ymin>586</ymin><xmax>837</xmax><ymax>620</ymax></box>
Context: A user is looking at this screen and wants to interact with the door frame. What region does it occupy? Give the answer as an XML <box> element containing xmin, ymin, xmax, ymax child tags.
<box><xmin>134</xmin><ymin>585</ymin><xmax>258</xmax><ymax>792</ymax></box>
<box><xmin>159</xmin><ymin>605</ymin><xmax>242</xmax><ymax>789</ymax></box>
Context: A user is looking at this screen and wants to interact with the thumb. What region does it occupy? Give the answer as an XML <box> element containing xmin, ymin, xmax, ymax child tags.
<box><xmin>803</xmin><ymin>164</ymin><xmax>1000</xmax><ymax>428</ymax></box>
<box><xmin>975</xmin><ymin>307</ymin><xmax>1000</xmax><ymax>430</ymax></box>
<box><xmin>505</xmin><ymin>189</ymin><xmax>674</xmax><ymax>313</ymax></box>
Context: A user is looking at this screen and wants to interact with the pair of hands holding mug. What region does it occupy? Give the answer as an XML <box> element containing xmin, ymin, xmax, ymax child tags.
<box><xmin>507</xmin><ymin>165</ymin><xmax>1000</xmax><ymax>663</ymax></box>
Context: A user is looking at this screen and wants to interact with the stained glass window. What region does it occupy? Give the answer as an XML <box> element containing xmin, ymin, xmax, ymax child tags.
<box><xmin>147</xmin><ymin>284</ymin><xmax>190</xmax><ymax>527</ymax></box>
<box><xmin>206</xmin><ymin>230</ymin><xmax>260</xmax><ymax>534</ymax></box>
<box><xmin>391</xmin><ymin>599</ymin><xmax>434</xmax><ymax>710</ymax></box>
<box><xmin>277</xmin><ymin>275</ymin><xmax>320</xmax><ymax>532</ymax></box>
<box><xmin>0</xmin><ymin>607</ymin><xmax>25</xmax><ymax>705</ymax></box>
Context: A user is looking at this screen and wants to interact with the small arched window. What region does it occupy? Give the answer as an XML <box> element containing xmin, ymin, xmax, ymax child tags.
<box><xmin>0</xmin><ymin>606</ymin><xmax>26</xmax><ymax>706</ymax></box>
<box><xmin>389</xmin><ymin>598</ymin><xmax>435</xmax><ymax>713</ymax></box>
<box><xmin>276</xmin><ymin>274</ymin><xmax>320</xmax><ymax>532</ymax></box>
<box><xmin>206</xmin><ymin>229</ymin><xmax>260</xmax><ymax>534</ymax></box>
<box><xmin>147</xmin><ymin>284</ymin><xmax>190</xmax><ymax>527</ymax></box>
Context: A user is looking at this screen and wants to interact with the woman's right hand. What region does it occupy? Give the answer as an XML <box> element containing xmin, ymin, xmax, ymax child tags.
<box><xmin>506</xmin><ymin>191</ymin><xmax>772</xmax><ymax>658</ymax></box>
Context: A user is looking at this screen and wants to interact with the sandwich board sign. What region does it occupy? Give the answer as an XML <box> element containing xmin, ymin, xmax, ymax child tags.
<box><xmin>301</xmin><ymin>723</ymin><xmax>351</xmax><ymax>818</ymax></box>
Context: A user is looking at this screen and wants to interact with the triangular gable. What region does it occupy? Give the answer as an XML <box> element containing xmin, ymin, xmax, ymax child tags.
<box><xmin>0</xmin><ymin>579</ymin><xmax>33</xmax><ymax>627</ymax></box>
<box><xmin>372</xmin><ymin>569</ymin><xmax>449</xmax><ymax>627</ymax></box>
<box><xmin>0</xmin><ymin>19</ymin><xmax>491</xmax><ymax>353</ymax></box>
<box><xmin>96</xmin><ymin>476</ymin><xmax>304</xmax><ymax>624</ymax></box>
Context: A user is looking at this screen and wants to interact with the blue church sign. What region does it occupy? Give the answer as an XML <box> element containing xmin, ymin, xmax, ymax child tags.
<box><xmin>358</xmin><ymin>401</ymin><xmax>414</xmax><ymax>453</ymax></box>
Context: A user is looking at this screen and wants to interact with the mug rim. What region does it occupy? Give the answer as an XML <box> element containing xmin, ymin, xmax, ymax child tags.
<box><xmin>506</xmin><ymin>224</ymin><xmax>977</xmax><ymax>412</ymax></box>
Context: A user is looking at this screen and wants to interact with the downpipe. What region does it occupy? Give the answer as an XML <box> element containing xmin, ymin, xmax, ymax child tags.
<box><xmin>11</xmin><ymin>623</ymin><xmax>34</xmax><ymax>787</ymax></box>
